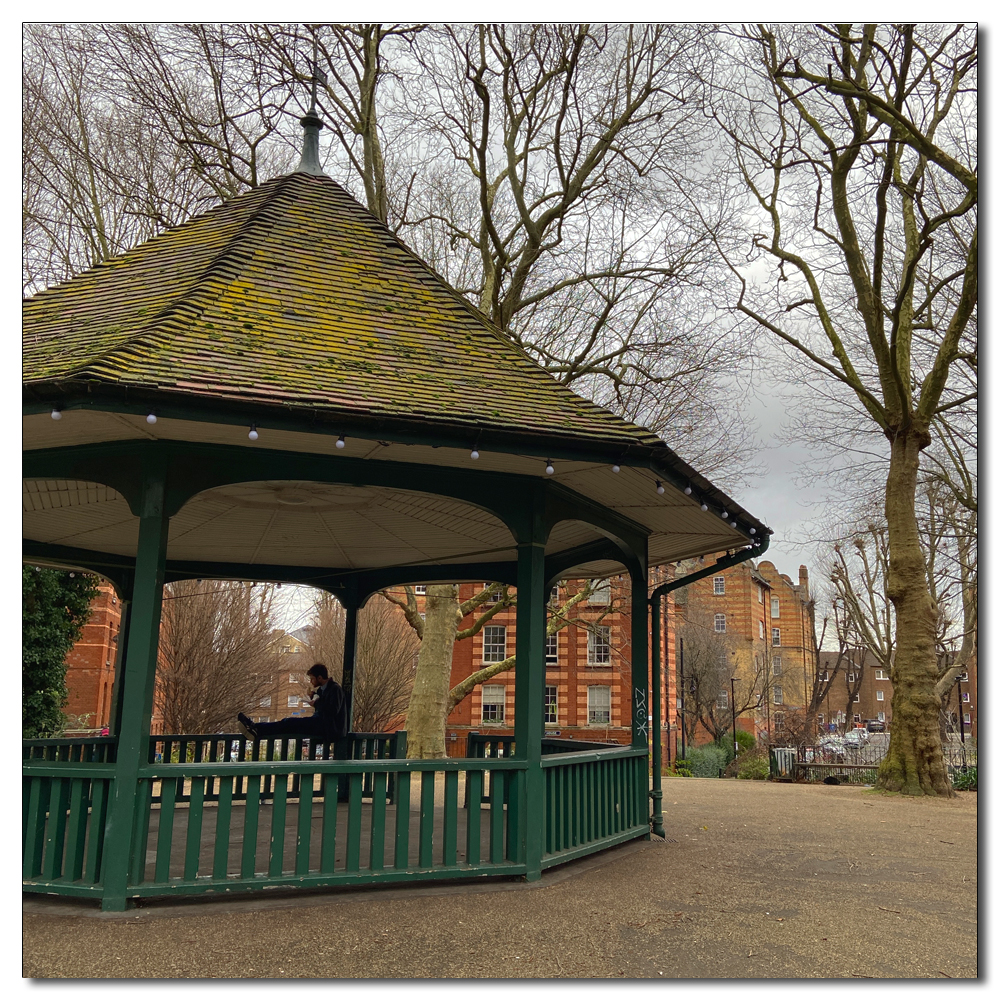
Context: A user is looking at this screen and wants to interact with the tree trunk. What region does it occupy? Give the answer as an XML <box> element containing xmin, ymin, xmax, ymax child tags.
<box><xmin>877</xmin><ymin>429</ymin><xmax>955</xmax><ymax>796</ymax></box>
<box><xmin>404</xmin><ymin>585</ymin><xmax>460</xmax><ymax>759</ymax></box>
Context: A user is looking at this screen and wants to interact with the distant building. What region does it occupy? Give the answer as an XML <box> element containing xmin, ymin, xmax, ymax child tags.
<box><xmin>63</xmin><ymin>581</ymin><xmax>121</xmax><ymax>733</ymax></box>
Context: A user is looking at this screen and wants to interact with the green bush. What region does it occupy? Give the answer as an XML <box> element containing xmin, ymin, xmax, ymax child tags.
<box><xmin>687</xmin><ymin>745</ymin><xmax>728</xmax><ymax>778</ymax></box>
<box><xmin>736</xmin><ymin>753</ymin><xmax>770</xmax><ymax>780</ymax></box>
<box><xmin>716</xmin><ymin>730</ymin><xmax>756</xmax><ymax>764</ymax></box>
<box><xmin>952</xmin><ymin>766</ymin><xmax>977</xmax><ymax>791</ymax></box>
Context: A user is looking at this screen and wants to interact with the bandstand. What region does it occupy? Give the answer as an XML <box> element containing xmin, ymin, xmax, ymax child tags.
<box><xmin>23</xmin><ymin>121</ymin><xmax>769</xmax><ymax>910</ymax></box>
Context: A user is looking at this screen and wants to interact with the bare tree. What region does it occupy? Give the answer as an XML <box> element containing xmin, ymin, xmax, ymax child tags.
<box><xmin>154</xmin><ymin>580</ymin><xmax>280</xmax><ymax>734</ymax></box>
<box><xmin>709</xmin><ymin>23</ymin><xmax>977</xmax><ymax>795</ymax></box>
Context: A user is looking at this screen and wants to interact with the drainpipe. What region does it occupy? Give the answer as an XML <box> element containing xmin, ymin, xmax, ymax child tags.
<box><xmin>648</xmin><ymin>533</ymin><xmax>770</xmax><ymax>838</ymax></box>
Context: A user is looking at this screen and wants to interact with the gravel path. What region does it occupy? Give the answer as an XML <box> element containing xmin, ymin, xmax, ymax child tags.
<box><xmin>23</xmin><ymin>779</ymin><xmax>977</xmax><ymax>979</ymax></box>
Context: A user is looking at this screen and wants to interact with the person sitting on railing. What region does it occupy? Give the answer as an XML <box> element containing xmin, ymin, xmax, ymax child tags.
<box><xmin>238</xmin><ymin>664</ymin><xmax>347</xmax><ymax>743</ymax></box>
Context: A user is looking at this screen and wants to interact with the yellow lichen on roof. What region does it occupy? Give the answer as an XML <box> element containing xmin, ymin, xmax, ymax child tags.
<box><xmin>23</xmin><ymin>172</ymin><xmax>662</xmax><ymax>447</ymax></box>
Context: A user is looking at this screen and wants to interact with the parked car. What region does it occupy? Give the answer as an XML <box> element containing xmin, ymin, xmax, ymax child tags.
<box><xmin>866</xmin><ymin>720</ymin><xmax>886</xmax><ymax>733</ymax></box>
<box><xmin>841</xmin><ymin>729</ymin><xmax>870</xmax><ymax>749</ymax></box>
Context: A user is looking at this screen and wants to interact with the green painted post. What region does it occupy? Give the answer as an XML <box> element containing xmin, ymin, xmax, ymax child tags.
<box><xmin>109</xmin><ymin>595</ymin><xmax>131</xmax><ymax>738</ymax></box>
<box><xmin>341</xmin><ymin>601</ymin><xmax>359</xmax><ymax>732</ymax></box>
<box><xmin>513</xmin><ymin>496</ymin><xmax>547</xmax><ymax>881</ymax></box>
<box><xmin>649</xmin><ymin>591</ymin><xmax>665</xmax><ymax>837</ymax></box>
<box><xmin>99</xmin><ymin>470</ymin><xmax>170</xmax><ymax>911</ymax></box>
<box><xmin>629</xmin><ymin>558</ymin><xmax>651</xmax><ymax>841</ymax></box>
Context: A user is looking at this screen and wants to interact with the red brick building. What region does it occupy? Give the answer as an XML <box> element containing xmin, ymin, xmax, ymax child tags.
<box><xmin>63</xmin><ymin>581</ymin><xmax>122</xmax><ymax>733</ymax></box>
<box><xmin>673</xmin><ymin>559</ymin><xmax>816</xmax><ymax>743</ymax></box>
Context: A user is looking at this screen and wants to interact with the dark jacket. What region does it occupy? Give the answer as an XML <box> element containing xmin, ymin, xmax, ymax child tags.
<box><xmin>312</xmin><ymin>679</ymin><xmax>348</xmax><ymax>739</ymax></box>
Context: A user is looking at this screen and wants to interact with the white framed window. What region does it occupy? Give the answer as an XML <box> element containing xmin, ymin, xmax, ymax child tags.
<box><xmin>853</xmin><ymin>714</ymin><xmax>862</xmax><ymax>723</ymax></box>
<box><xmin>713</xmin><ymin>576</ymin><xmax>725</xmax><ymax>595</ymax></box>
<box><xmin>258</xmin><ymin>716</ymin><xmax>270</xmax><ymax>723</ymax></box>
<box><xmin>587</xmin><ymin>685</ymin><xmax>611</xmax><ymax>725</ymax></box>
<box><xmin>960</xmin><ymin>670</ymin><xmax>969</xmax><ymax>682</ymax></box>
<box><xmin>481</xmin><ymin>684</ymin><xmax>505</xmax><ymax>723</ymax></box>
<box><xmin>773</xmin><ymin>656</ymin><xmax>782</xmax><ymax>676</ymax></box>
<box><xmin>875</xmin><ymin>669</ymin><xmax>888</xmax><ymax>680</ymax></box>
<box><xmin>545</xmin><ymin>632</ymin><xmax>558</xmax><ymax>664</ymax></box>
<box><xmin>877</xmin><ymin>711</ymin><xmax>885</xmax><ymax>722</ymax></box>
<box><xmin>481</xmin><ymin>584</ymin><xmax>498</xmax><ymax>605</ymax></box>
<box><xmin>280</xmin><ymin>644</ymin><xmax>291</xmax><ymax>654</ymax></box>
<box><xmin>771</xmin><ymin>628</ymin><xmax>781</xmax><ymax>647</ymax></box>
<box><xmin>773</xmin><ymin>686</ymin><xmax>783</xmax><ymax>705</ymax></box>
<box><xmin>962</xmin><ymin>692</ymin><xmax>970</xmax><ymax>703</ymax></box>
<box><xmin>587</xmin><ymin>625</ymin><xmax>611</xmax><ymax>665</ymax></box>
<box><xmin>288</xmin><ymin>695</ymin><xmax>300</xmax><ymax>707</ymax></box>
<box><xmin>259</xmin><ymin>695</ymin><xmax>271</xmax><ymax>708</ymax></box>
<box><xmin>413</xmin><ymin>585</ymin><xmax>426</xmax><ymax>594</ymax></box>
<box><xmin>589</xmin><ymin>581</ymin><xmax>611</xmax><ymax>605</ymax></box>
<box><xmin>771</xmin><ymin>597</ymin><xmax>780</xmax><ymax>618</ymax></box>
<box><xmin>714</xmin><ymin>614</ymin><xmax>727</xmax><ymax>633</ymax></box>
<box><xmin>876</xmin><ymin>690</ymin><xmax>884</xmax><ymax>702</ymax></box>
<box><xmin>817</xmin><ymin>713</ymin><xmax>825</xmax><ymax>724</ymax></box>
<box><xmin>847</xmin><ymin>672</ymin><xmax>856</xmax><ymax>682</ymax></box>
<box><xmin>819</xmin><ymin>669</ymin><xmax>828</xmax><ymax>682</ymax></box>
<box><xmin>963</xmin><ymin>712</ymin><xmax>971</xmax><ymax>725</ymax></box>
<box><xmin>774</xmin><ymin>712</ymin><xmax>785</xmax><ymax>730</ymax></box>
<box><xmin>717</xmin><ymin>690</ymin><xmax>729</xmax><ymax>709</ymax></box>
<box><xmin>288</xmin><ymin>673</ymin><xmax>297</xmax><ymax>684</ymax></box>
<box><xmin>853</xmin><ymin>694</ymin><xmax>860</xmax><ymax>703</ymax></box>
<box><xmin>758</xmin><ymin>585</ymin><xmax>765</xmax><ymax>604</ymax></box>
<box><xmin>544</xmin><ymin>686</ymin><xmax>557</xmax><ymax>724</ymax></box>
<box><xmin>548</xmin><ymin>585</ymin><xmax>560</xmax><ymax>606</ymax></box>
<box><xmin>483</xmin><ymin>625</ymin><xmax>507</xmax><ymax>663</ymax></box>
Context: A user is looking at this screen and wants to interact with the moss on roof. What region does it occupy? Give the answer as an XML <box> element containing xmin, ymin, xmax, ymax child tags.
<box><xmin>23</xmin><ymin>172</ymin><xmax>663</xmax><ymax>447</ymax></box>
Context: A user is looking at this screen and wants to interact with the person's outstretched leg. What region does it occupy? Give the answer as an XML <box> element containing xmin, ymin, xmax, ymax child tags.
<box><xmin>248</xmin><ymin>716</ymin><xmax>321</xmax><ymax>739</ymax></box>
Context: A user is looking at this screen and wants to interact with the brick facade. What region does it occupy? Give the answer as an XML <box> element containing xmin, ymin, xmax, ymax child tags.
<box><xmin>63</xmin><ymin>582</ymin><xmax>122</xmax><ymax>733</ymax></box>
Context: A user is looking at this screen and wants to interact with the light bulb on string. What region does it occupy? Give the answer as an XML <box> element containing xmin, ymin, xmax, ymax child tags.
<box><xmin>611</xmin><ymin>464</ymin><xmax>620</xmax><ymax>473</ymax></box>
<box><xmin>336</xmin><ymin>435</ymin><xmax>346</xmax><ymax>449</ymax></box>
<box><xmin>248</xmin><ymin>424</ymin><xmax>259</xmax><ymax>441</ymax></box>
<box><xmin>730</xmin><ymin>521</ymin><xmax>737</xmax><ymax>528</ymax></box>
<box><xmin>700</xmin><ymin>503</ymin><xmax>708</xmax><ymax>512</ymax></box>
<box><xmin>50</xmin><ymin>408</ymin><xmax>62</xmax><ymax>420</ymax></box>
<box><xmin>655</xmin><ymin>480</ymin><xmax>665</xmax><ymax>495</ymax></box>
<box><xmin>470</xmin><ymin>449</ymin><xmax>480</xmax><ymax>460</ymax></box>
<box><xmin>146</xmin><ymin>413</ymin><xmax>157</xmax><ymax>425</ymax></box>
<box><xmin>750</xmin><ymin>528</ymin><xmax>756</xmax><ymax>535</ymax></box>
<box><xmin>684</xmin><ymin>485</ymin><xmax>692</xmax><ymax>495</ymax></box>
<box><xmin>720</xmin><ymin>510</ymin><xmax>728</xmax><ymax>519</ymax></box>
<box><xmin>545</xmin><ymin>461</ymin><xmax>555</xmax><ymax>475</ymax></box>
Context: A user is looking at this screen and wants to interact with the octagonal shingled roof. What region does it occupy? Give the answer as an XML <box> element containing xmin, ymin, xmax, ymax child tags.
<box><xmin>23</xmin><ymin>171</ymin><xmax>663</xmax><ymax>448</ymax></box>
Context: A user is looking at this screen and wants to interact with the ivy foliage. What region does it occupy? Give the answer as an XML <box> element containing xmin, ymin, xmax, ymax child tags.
<box><xmin>23</xmin><ymin>566</ymin><xmax>99</xmax><ymax>738</ymax></box>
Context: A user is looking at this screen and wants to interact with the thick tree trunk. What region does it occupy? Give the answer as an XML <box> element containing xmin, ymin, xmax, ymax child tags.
<box><xmin>404</xmin><ymin>585</ymin><xmax>461</xmax><ymax>759</ymax></box>
<box><xmin>877</xmin><ymin>429</ymin><xmax>955</xmax><ymax>796</ymax></box>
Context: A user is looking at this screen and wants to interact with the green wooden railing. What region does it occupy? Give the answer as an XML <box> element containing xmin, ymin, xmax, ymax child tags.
<box><xmin>24</xmin><ymin>740</ymin><xmax>649</xmax><ymax>904</ymax></box>
<box><xmin>541</xmin><ymin>747</ymin><xmax>649</xmax><ymax>867</ymax></box>
<box><xmin>23</xmin><ymin>738</ymin><xmax>117</xmax><ymax>764</ymax></box>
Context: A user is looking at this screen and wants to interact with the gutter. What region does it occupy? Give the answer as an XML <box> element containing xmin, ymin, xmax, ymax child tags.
<box><xmin>648</xmin><ymin>532</ymin><xmax>771</xmax><ymax>838</ymax></box>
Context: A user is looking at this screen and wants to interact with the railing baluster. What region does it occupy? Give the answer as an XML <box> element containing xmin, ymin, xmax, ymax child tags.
<box><xmin>63</xmin><ymin>778</ymin><xmax>89</xmax><ymax>882</ymax></box>
<box><xmin>345</xmin><ymin>773</ymin><xmax>363</xmax><ymax>872</ymax></box>
<box><xmin>213</xmin><ymin>775</ymin><xmax>235</xmax><ymax>879</ymax></box>
<box><xmin>155</xmin><ymin>777</ymin><xmax>178</xmax><ymax>882</ymax></box>
<box><xmin>393</xmin><ymin>771</ymin><xmax>411</xmax><ymax>870</ymax></box>
<box><xmin>268</xmin><ymin>775</ymin><xmax>288</xmax><ymax>877</ymax></box>
<box><xmin>442</xmin><ymin>771</ymin><xmax>458</xmax><ymax>867</ymax></box>
<box><xmin>23</xmin><ymin>777</ymin><xmax>48</xmax><ymax>879</ymax></box>
<box><xmin>41</xmin><ymin>778</ymin><xmax>70</xmax><ymax>880</ymax></box>
<box><xmin>489</xmin><ymin>770</ymin><xmax>505</xmax><ymax>864</ymax></box>
<box><xmin>84</xmin><ymin>779</ymin><xmax>109</xmax><ymax>884</ymax></box>
<box><xmin>369</xmin><ymin>772</ymin><xmax>387</xmax><ymax>871</ymax></box>
<box><xmin>240</xmin><ymin>776</ymin><xmax>261</xmax><ymax>878</ymax></box>
<box><xmin>183</xmin><ymin>777</ymin><xmax>206</xmax><ymax>881</ymax></box>
<box><xmin>319</xmin><ymin>774</ymin><xmax>338</xmax><ymax>873</ymax></box>
<box><xmin>418</xmin><ymin>770</ymin><xmax>436</xmax><ymax>868</ymax></box>
<box><xmin>295</xmin><ymin>774</ymin><xmax>314</xmax><ymax>876</ymax></box>
<box><xmin>465</xmin><ymin>769</ymin><xmax>482</xmax><ymax>866</ymax></box>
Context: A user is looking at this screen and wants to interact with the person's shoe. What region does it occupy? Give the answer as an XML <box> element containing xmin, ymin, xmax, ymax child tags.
<box><xmin>237</xmin><ymin>713</ymin><xmax>258</xmax><ymax>740</ymax></box>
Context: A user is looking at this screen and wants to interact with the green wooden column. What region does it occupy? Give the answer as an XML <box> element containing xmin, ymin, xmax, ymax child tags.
<box><xmin>513</xmin><ymin>493</ymin><xmax>548</xmax><ymax>880</ymax></box>
<box><xmin>629</xmin><ymin>557</ymin><xmax>650</xmax><ymax>750</ymax></box>
<box><xmin>100</xmin><ymin>471</ymin><xmax>170</xmax><ymax>911</ymax></box>
<box><xmin>341</xmin><ymin>601</ymin><xmax>359</xmax><ymax>733</ymax></box>
<box><xmin>109</xmin><ymin>595</ymin><xmax>132</xmax><ymax>738</ymax></box>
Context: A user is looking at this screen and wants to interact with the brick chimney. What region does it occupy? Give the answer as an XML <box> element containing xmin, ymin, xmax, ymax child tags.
<box><xmin>799</xmin><ymin>565</ymin><xmax>809</xmax><ymax>596</ymax></box>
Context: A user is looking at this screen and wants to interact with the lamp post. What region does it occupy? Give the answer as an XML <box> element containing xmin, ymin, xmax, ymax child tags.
<box><xmin>730</xmin><ymin>676</ymin><xmax>738</xmax><ymax>761</ymax></box>
<box><xmin>679</xmin><ymin>638</ymin><xmax>686</xmax><ymax>760</ymax></box>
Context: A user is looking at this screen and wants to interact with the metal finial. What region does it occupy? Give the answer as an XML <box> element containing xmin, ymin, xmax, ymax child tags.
<box><xmin>297</xmin><ymin>33</ymin><xmax>327</xmax><ymax>176</ymax></box>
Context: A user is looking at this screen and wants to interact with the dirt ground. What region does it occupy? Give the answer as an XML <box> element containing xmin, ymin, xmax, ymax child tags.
<box><xmin>23</xmin><ymin>778</ymin><xmax>978</xmax><ymax>979</ymax></box>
